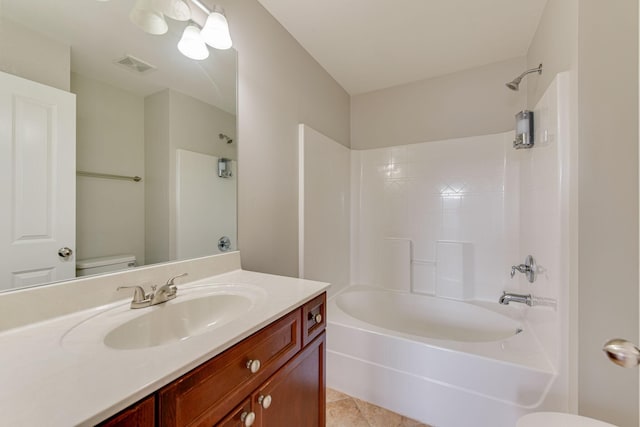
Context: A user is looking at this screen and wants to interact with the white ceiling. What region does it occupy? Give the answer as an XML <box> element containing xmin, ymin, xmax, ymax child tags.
<box><xmin>2</xmin><ymin>0</ymin><xmax>237</xmax><ymax>114</ymax></box>
<box><xmin>257</xmin><ymin>0</ymin><xmax>549</xmax><ymax>95</ymax></box>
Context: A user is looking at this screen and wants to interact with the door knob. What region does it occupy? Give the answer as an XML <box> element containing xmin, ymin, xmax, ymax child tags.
<box><xmin>603</xmin><ymin>338</ymin><xmax>640</xmax><ymax>368</ymax></box>
<box><xmin>58</xmin><ymin>247</ymin><xmax>73</xmax><ymax>259</ymax></box>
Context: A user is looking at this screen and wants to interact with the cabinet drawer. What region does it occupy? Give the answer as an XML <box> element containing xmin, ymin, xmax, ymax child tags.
<box><xmin>159</xmin><ymin>309</ymin><xmax>302</xmax><ymax>427</ymax></box>
<box><xmin>302</xmin><ymin>293</ymin><xmax>326</xmax><ymax>346</ymax></box>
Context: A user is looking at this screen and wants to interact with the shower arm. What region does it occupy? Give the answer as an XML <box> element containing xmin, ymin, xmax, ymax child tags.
<box><xmin>516</xmin><ymin>65</ymin><xmax>543</xmax><ymax>81</ymax></box>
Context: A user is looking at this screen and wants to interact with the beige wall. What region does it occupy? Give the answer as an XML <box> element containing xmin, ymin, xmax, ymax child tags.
<box><xmin>525</xmin><ymin>0</ymin><xmax>579</xmax><ymax>108</ymax></box>
<box><xmin>72</xmin><ymin>73</ymin><xmax>146</xmax><ymax>266</ymax></box>
<box><xmin>350</xmin><ymin>57</ymin><xmax>526</xmax><ymax>149</ymax></box>
<box><xmin>144</xmin><ymin>91</ymin><xmax>171</xmax><ymax>265</ymax></box>
<box><xmin>223</xmin><ymin>0</ymin><xmax>351</xmax><ymax>277</ymax></box>
<box><xmin>0</xmin><ymin>17</ymin><xmax>70</xmax><ymax>91</ymax></box>
<box><xmin>577</xmin><ymin>1</ymin><xmax>639</xmax><ymax>425</ymax></box>
<box><xmin>169</xmin><ymin>90</ymin><xmax>237</xmax><ymax>160</ymax></box>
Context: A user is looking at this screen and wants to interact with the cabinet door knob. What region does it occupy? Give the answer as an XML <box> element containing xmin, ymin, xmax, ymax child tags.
<box><xmin>240</xmin><ymin>411</ymin><xmax>256</xmax><ymax>427</ymax></box>
<box><xmin>258</xmin><ymin>394</ymin><xmax>272</xmax><ymax>409</ymax></box>
<box><xmin>246</xmin><ymin>359</ymin><xmax>261</xmax><ymax>374</ymax></box>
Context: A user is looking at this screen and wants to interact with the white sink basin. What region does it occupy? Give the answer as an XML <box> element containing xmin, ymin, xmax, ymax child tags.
<box><xmin>62</xmin><ymin>284</ymin><xmax>266</xmax><ymax>351</ymax></box>
<box><xmin>105</xmin><ymin>293</ymin><xmax>253</xmax><ymax>350</ymax></box>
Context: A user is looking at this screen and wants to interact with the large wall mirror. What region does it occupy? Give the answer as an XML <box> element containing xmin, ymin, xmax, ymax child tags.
<box><xmin>0</xmin><ymin>0</ymin><xmax>237</xmax><ymax>292</ymax></box>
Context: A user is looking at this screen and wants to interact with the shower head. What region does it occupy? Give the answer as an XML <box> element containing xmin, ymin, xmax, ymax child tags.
<box><xmin>505</xmin><ymin>78</ymin><xmax>522</xmax><ymax>91</ymax></box>
<box><xmin>506</xmin><ymin>63</ymin><xmax>543</xmax><ymax>91</ymax></box>
<box><xmin>219</xmin><ymin>133</ymin><xmax>233</xmax><ymax>144</ymax></box>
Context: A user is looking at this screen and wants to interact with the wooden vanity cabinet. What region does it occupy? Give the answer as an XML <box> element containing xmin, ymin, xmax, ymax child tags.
<box><xmin>157</xmin><ymin>292</ymin><xmax>326</xmax><ymax>427</ymax></box>
<box><xmin>97</xmin><ymin>396</ymin><xmax>155</xmax><ymax>427</ymax></box>
<box><xmin>94</xmin><ymin>293</ymin><xmax>326</xmax><ymax>427</ymax></box>
<box><xmin>217</xmin><ymin>333</ymin><xmax>325</xmax><ymax>427</ymax></box>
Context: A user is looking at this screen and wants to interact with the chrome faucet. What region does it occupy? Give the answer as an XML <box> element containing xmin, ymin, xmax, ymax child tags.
<box><xmin>118</xmin><ymin>273</ymin><xmax>188</xmax><ymax>309</ymax></box>
<box><xmin>150</xmin><ymin>273</ymin><xmax>188</xmax><ymax>305</ymax></box>
<box><xmin>498</xmin><ymin>291</ymin><xmax>533</xmax><ymax>307</ymax></box>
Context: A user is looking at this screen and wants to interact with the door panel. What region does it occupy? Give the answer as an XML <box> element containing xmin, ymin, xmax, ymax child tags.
<box><xmin>0</xmin><ymin>71</ymin><xmax>76</xmax><ymax>290</ymax></box>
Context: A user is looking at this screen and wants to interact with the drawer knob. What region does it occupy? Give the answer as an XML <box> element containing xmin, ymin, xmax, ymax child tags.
<box><xmin>308</xmin><ymin>312</ymin><xmax>323</xmax><ymax>324</ymax></box>
<box><xmin>246</xmin><ymin>359</ymin><xmax>261</xmax><ymax>374</ymax></box>
<box><xmin>258</xmin><ymin>394</ymin><xmax>272</xmax><ymax>409</ymax></box>
<box><xmin>240</xmin><ymin>411</ymin><xmax>256</xmax><ymax>427</ymax></box>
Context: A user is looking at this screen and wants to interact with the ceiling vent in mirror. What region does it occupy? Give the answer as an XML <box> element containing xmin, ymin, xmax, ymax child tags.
<box><xmin>114</xmin><ymin>55</ymin><xmax>157</xmax><ymax>74</ymax></box>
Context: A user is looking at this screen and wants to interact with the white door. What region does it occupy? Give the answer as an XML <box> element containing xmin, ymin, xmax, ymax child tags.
<box><xmin>0</xmin><ymin>71</ymin><xmax>76</xmax><ymax>290</ymax></box>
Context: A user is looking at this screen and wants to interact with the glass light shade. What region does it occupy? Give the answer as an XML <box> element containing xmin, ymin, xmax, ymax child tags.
<box><xmin>154</xmin><ymin>0</ymin><xmax>190</xmax><ymax>21</ymax></box>
<box><xmin>200</xmin><ymin>12</ymin><xmax>233</xmax><ymax>50</ymax></box>
<box><xmin>178</xmin><ymin>25</ymin><xmax>209</xmax><ymax>60</ymax></box>
<box><xmin>130</xmin><ymin>0</ymin><xmax>168</xmax><ymax>35</ymax></box>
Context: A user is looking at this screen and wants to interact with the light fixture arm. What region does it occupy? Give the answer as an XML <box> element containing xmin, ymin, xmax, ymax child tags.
<box><xmin>190</xmin><ymin>0</ymin><xmax>213</xmax><ymax>15</ymax></box>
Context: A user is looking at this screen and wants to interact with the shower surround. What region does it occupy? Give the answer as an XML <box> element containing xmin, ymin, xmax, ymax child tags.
<box><xmin>300</xmin><ymin>72</ymin><xmax>572</xmax><ymax>426</ymax></box>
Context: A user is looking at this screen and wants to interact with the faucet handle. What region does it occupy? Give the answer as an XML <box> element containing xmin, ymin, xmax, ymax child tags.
<box><xmin>510</xmin><ymin>266</ymin><xmax>517</xmax><ymax>278</ymax></box>
<box><xmin>166</xmin><ymin>272</ymin><xmax>188</xmax><ymax>286</ymax></box>
<box><xmin>117</xmin><ymin>285</ymin><xmax>149</xmax><ymax>303</ymax></box>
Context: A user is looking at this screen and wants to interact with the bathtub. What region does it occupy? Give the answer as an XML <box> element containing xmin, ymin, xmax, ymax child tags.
<box><xmin>327</xmin><ymin>286</ymin><xmax>556</xmax><ymax>427</ymax></box>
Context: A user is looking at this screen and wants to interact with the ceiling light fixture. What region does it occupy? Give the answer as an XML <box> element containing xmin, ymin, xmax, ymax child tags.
<box><xmin>189</xmin><ymin>1</ymin><xmax>233</xmax><ymax>50</ymax></box>
<box><xmin>177</xmin><ymin>24</ymin><xmax>210</xmax><ymax>60</ymax></box>
<box><xmin>155</xmin><ymin>0</ymin><xmax>191</xmax><ymax>22</ymax></box>
<box><xmin>129</xmin><ymin>0</ymin><xmax>168</xmax><ymax>35</ymax></box>
<box><xmin>200</xmin><ymin>7</ymin><xmax>233</xmax><ymax>50</ymax></box>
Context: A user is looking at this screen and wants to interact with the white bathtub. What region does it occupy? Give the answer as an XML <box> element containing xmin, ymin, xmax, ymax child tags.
<box><xmin>327</xmin><ymin>286</ymin><xmax>556</xmax><ymax>427</ymax></box>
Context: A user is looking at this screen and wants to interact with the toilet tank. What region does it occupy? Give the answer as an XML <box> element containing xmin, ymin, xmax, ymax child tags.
<box><xmin>76</xmin><ymin>255</ymin><xmax>137</xmax><ymax>277</ymax></box>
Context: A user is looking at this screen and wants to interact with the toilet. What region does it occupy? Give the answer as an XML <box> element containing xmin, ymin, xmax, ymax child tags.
<box><xmin>76</xmin><ymin>254</ymin><xmax>137</xmax><ymax>277</ymax></box>
<box><xmin>517</xmin><ymin>412</ymin><xmax>618</xmax><ymax>427</ymax></box>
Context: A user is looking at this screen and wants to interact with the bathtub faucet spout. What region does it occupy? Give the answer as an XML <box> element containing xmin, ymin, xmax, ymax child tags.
<box><xmin>499</xmin><ymin>291</ymin><xmax>532</xmax><ymax>306</ymax></box>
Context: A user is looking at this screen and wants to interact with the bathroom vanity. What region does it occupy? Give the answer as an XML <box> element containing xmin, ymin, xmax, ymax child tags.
<box><xmin>0</xmin><ymin>252</ymin><xmax>329</xmax><ymax>426</ymax></box>
<box><xmin>100</xmin><ymin>293</ymin><xmax>326</xmax><ymax>426</ymax></box>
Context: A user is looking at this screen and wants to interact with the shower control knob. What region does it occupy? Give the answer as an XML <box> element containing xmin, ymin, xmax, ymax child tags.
<box><xmin>258</xmin><ymin>394</ymin><xmax>272</xmax><ymax>409</ymax></box>
<box><xmin>218</xmin><ymin>236</ymin><xmax>231</xmax><ymax>252</ymax></box>
<box><xmin>240</xmin><ymin>411</ymin><xmax>256</xmax><ymax>426</ymax></box>
<box><xmin>246</xmin><ymin>359</ymin><xmax>261</xmax><ymax>374</ymax></box>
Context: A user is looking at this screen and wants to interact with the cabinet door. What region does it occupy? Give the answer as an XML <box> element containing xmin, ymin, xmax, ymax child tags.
<box><xmin>216</xmin><ymin>398</ymin><xmax>256</xmax><ymax>427</ymax></box>
<box><xmin>97</xmin><ymin>396</ymin><xmax>155</xmax><ymax>427</ymax></box>
<box><xmin>253</xmin><ymin>332</ymin><xmax>325</xmax><ymax>427</ymax></box>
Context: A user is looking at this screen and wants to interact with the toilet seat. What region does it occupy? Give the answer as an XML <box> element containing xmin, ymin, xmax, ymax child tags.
<box><xmin>517</xmin><ymin>412</ymin><xmax>618</xmax><ymax>427</ymax></box>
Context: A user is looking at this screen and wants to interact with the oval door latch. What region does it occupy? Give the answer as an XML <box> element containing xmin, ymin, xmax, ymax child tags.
<box><xmin>58</xmin><ymin>247</ymin><xmax>73</xmax><ymax>259</ymax></box>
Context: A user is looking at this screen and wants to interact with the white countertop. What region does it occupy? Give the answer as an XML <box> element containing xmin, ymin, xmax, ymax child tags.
<box><xmin>0</xmin><ymin>269</ymin><xmax>329</xmax><ymax>426</ymax></box>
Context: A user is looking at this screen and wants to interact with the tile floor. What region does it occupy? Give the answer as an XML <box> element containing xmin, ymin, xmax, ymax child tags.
<box><xmin>326</xmin><ymin>388</ymin><xmax>432</xmax><ymax>427</ymax></box>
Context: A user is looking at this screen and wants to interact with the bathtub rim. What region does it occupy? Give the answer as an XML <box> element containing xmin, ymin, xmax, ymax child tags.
<box><xmin>328</xmin><ymin>284</ymin><xmax>556</xmax><ymax>376</ymax></box>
